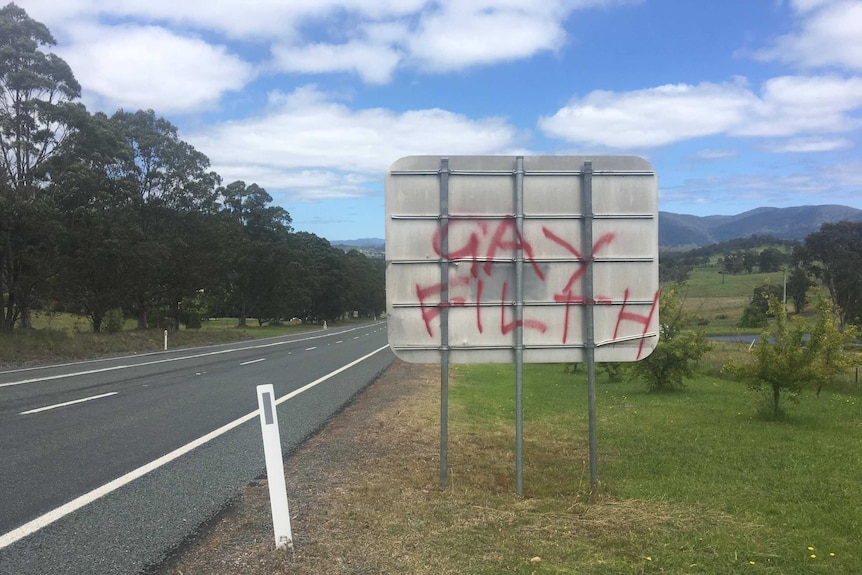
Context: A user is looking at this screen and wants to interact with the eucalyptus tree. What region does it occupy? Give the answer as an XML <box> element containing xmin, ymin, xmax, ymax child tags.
<box><xmin>343</xmin><ymin>249</ymin><xmax>384</xmax><ymax>318</ymax></box>
<box><xmin>45</xmin><ymin>110</ymin><xmax>138</xmax><ymax>331</ymax></box>
<box><xmin>292</xmin><ymin>231</ymin><xmax>348</xmax><ymax>323</ymax></box>
<box><xmin>800</xmin><ymin>221</ymin><xmax>862</xmax><ymax>330</ymax></box>
<box><xmin>110</xmin><ymin>109</ymin><xmax>221</xmax><ymax>328</ymax></box>
<box><xmin>0</xmin><ymin>3</ymin><xmax>82</xmax><ymax>330</ymax></box>
<box><xmin>217</xmin><ymin>180</ymin><xmax>295</xmax><ymax>326</ymax></box>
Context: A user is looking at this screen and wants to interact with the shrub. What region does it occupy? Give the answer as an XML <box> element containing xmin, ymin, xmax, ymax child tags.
<box><xmin>104</xmin><ymin>308</ymin><xmax>125</xmax><ymax>333</ymax></box>
<box><xmin>629</xmin><ymin>285</ymin><xmax>711</xmax><ymax>392</ymax></box>
<box><xmin>184</xmin><ymin>311</ymin><xmax>202</xmax><ymax>329</ymax></box>
<box><xmin>738</xmin><ymin>304</ymin><xmax>767</xmax><ymax>328</ymax></box>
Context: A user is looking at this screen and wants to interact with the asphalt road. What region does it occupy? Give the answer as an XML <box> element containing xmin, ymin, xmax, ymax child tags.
<box><xmin>0</xmin><ymin>322</ymin><xmax>394</xmax><ymax>574</ymax></box>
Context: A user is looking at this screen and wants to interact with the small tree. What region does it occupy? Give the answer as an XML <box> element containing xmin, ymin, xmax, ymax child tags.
<box><xmin>724</xmin><ymin>293</ymin><xmax>854</xmax><ymax>418</ymax></box>
<box><xmin>630</xmin><ymin>285</ymin><xmax>711</xmax><ymax>392</ymax></box>
<box><xmin>809</xmin><ymin>296</ymin><xmax>856</xmax><ymax>396</ymax></box>
<box><xmin>751</xmin><ymin>281</ymin><xmax>784</xmax><ymax>315</ymax></box>
<box><xmin>739</xmin><ymin>281</ymin><xmax>782</xmax><ymax>328</ymax></box>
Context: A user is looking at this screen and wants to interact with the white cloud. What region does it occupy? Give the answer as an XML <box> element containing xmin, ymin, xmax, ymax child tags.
<box><xmin>734</xmin><ymin>75</ymin><xmax>862</xmax><ymax>136</ymax></box>
<box><xmin>4</xmin><ymin>0</ymin><xmax>648</xmax><ymax>131</ymax></box>
<box><xmin>755</xmin><ymin>0</ymin><xmax>862</xmax><ymax>70</ymax></box>
<box><xmin>688</xmin><ymin>149</ymin><xmax>739</xmax><ymax>161</ymax></box>
<box><xmin>407</xmin><ymin>2</ymin><xmax>568</xmax><ymax>72</ymax></box>
<box><xmin>829</xmin><ymin>160</ymin><xmax>862</xmax><ymax>185</ymax></box>
<box><xmin>661</xmin><ymin>165</ymin><xmax>862</xmax><ymax>214</ymax></box>
<box><xmin>187</xmin><ymin>85</ymin><xmax>522</xmax><ymax>201</ymax></box>
<box><xmin>538</xmin><ymin>80</ymin><xmax>758</xmax><ymax>147</ymax></box>
<box><xmin>268</xmin><ymin>1</ymin><xmax>628</xmax><ymax>79</ymax></box>
<box><xmin>215</xmin><ymin>166</ymin><xmax>375</xmax><ymax>202</ymax></box>
<box><xmin>539</xmin><ymin>75</ymin><xmax>862</xmax><ymax>148</ymax></box>
<box><xmin>271</xmin><ymin>36</ymin><xmax>404</xmax><ymax>84</ymax></box>
<box><xmin>18</xmin><ymin>0</ymin><xmax>427</xmax><ymax>41</ymax></box>
<box><xmin>761</xmin><ymin>136</ymin><xmax>854</xmax><ymax>153</ymax></box>
<box><xmin>57</xmin><ymin>24</ymin><xmax>254</xmax><ymax>113</ymax></box>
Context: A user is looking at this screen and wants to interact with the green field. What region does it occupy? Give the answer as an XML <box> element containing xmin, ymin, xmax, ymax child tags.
<box><xmin>675</xmin><ymin>264</ymin><xmax>815</xmax><ymax>334</ymax></box>
<box><xmin>442</xmin><ymin>362</ymin><xmax>861</xmax><ymax>574</ymax></box>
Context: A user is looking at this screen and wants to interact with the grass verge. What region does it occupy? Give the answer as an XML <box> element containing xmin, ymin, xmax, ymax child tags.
<box><xmin>0</xmin><ymin>316</ymin><xmax>328</xmax><ymax>368</ymax></box>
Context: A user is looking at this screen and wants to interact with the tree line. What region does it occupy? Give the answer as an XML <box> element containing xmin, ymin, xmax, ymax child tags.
<box><xmin>0</xmin><ymin>4</ymin><xmax>384</xmax><ymax>333</ymax></box>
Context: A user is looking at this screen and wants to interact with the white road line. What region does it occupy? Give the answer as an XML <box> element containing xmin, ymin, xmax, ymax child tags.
<box><xmin>335</xmin><ymin>340</ymin><xmax>343</xmax><ymax>344</ymax></box>
<box><xmin>0</xmin><ymin>344</ymin><xmax>390</xmax><ymax>551</ymax></box>
<box><xmin>0</xmin><ymin>365</ymin><xmax>132</xmax><ymax>388</ymax></box>
<box><xmin>0</xmin><ymin>322</ymin><xmax>388</xmax><ymax>386</ymax></box>
<box><xmin>239</xmin><ymin>358</ymin><xmax>266</xmax><ymax>366</ymax></box>
<box><xmin>19</xmin><ymin>392</ymin><xmax>119</xmax><ymax>416</ymax></box>
<box><xmin>305</xmin><ymin>347</ymin><xmax>317</xmax><ymax>351</ymax></box>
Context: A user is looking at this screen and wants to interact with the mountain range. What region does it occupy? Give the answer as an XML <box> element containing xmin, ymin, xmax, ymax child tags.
<box><xmin>659</xmin><ymin>205</ymin><xmax>862</xmax><ymax>247</ymax></box>
<box><xmin>332</xmin><ymin>205</ymin><xmax>862</xmax><ymax>251</ymax></box>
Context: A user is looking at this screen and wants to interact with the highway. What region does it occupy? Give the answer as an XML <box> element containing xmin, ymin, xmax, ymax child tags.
<box><xmin>0</xmin><ymin>322</ymin><xmax>393</xmax><ymax>574</ymax></box>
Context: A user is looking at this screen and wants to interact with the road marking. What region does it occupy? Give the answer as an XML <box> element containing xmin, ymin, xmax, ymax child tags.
<box><xmin>240</xmin><ymin>358</ymin><xmax>266</xmax><ymax>366</ymax></box>
<box><xmin>305</xmin><ymin>347</ymin><xmax>317</xmax><ymax>351</ymax></box>
<box><xmin>19</xmin><ymin>392</ymin><xmax>119</xmax><ymax>415</ymax></box>
<box><xmin>0</xmin><ymin>344</ymin><xmax>391</xmax><ymax>551</ymax></box>
<box><xmin>0</xmin><ymin>365</ymin><xmax>132</xmax><ymax>388</ymax></box>
<box><xmin>0</xmin><ymin>323</ymin><xmax>387</xmax><ymax>388</ymax></box>
<box><xmin>335</xmin><ymin>340</ymin><xmax>343</xmax><ymax>344</ymax></box>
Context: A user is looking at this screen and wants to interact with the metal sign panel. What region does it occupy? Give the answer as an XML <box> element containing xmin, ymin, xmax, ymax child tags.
<box><xmin>385</xmin><ymin>155</ymin><xmax>659</xmax><ymax>364</ymax></box>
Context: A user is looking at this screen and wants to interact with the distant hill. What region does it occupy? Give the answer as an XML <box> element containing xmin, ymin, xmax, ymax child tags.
<box><xmin>330</xmin><ymin>238</ymin><xmax>385</xmax><ymax>259</ymax></box>
<box><xmin>330</xmin><ymin>238</ymin><xmax>384</xmax><ymax>248</ymax></box>
<box><xmin>332</xmin><ymin>205</ymin><xmax>862</xmax><ymax>252</ymax></box>
<box><xmin>659</xmin><ymin>205</ymin><xmax>862</xmax><ymax>247</ymax></box>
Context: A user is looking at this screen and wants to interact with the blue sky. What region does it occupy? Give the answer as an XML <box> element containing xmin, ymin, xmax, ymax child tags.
<box><xmin>16</xmin><ymin>0</ymin><xmax>862</xmax><ymax>241</ymax></box>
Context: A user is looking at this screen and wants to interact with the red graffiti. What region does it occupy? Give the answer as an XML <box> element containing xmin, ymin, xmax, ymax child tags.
<box><xmin>500</xmin><ymin>282</ymin><xmax>548</xmax><ymax>335</ymax></box>
<box><xmin>415</xmin><ymin>275</ymin><xmax>471</xmax><ymax>337</ymax></box>
<box><xmin>613</xmin><ymin>288</ymin><xmax>660</xmax><ymax>359</ymax></box>
<box><xmin>432</xmin><ymin>218</ymin><xmax>544</xmax><ymax>280</ymax></box>
<box><xmin>423</xmin><ymin>219</ymin><xmax>547</xmax><ymax>337</ymax></box>
<box><xmin>543</xmin><ymin>228</ymin><xmax>616</xmax><ymax>344</ymax></box>
<box><xmin>414</xmin><ymin>219</ymin><xmax>657</xmax><ymax>358</ymax></box>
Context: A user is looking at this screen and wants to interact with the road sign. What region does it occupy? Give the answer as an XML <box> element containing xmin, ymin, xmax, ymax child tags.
<box><xmin>385</xmin><ymin>155</ymin><xmax>659</xmax><ymax>364</ymax></box>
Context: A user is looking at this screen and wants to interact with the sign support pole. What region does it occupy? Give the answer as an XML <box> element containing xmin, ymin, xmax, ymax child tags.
<box><xmin>514</xmin><ymin>156</ymin><xmax>526</xmax><ymax>496</ymax></box>
<box><xmin>581</xmin><ymin>161</ymin><xmax>599</xmax><ymax>494</ymax></box>
<box><xmin>439</xmin><ymin>158</ymin><xmax>451</xmax><ymax>489</ymax></box>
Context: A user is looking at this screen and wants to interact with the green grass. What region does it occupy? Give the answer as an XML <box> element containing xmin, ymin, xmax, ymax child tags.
<box><xmin>448</xmin><ymin>363</ymin><xmax>862</xmax><ymax>574</ymax></box>
<box><xmin>683</xmin><ymin>265</ymin><xmax>785</xmax><ymax>299</ymax></box>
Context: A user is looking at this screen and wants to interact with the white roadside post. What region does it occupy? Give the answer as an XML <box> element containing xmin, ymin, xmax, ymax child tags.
<box><xmin>256</xmin><ymin>384</ymin><xmax>293</xmax><ymax>549</ymax></box>
<box><xmin>164</xmin><ymin>329</ymin><xmax>168</xmax><ymax>351</ymax></box>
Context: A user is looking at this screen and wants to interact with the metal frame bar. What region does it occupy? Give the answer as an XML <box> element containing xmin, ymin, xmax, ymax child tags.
<box><xmin>438</xmin><ymin>158</ymin><xmax>451</xmax><ymax>489</ymax></box>
<box><xmin>514</xmin><ymin>156</ymin><xmax>526</xmax><ymax>496</ymax></box>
